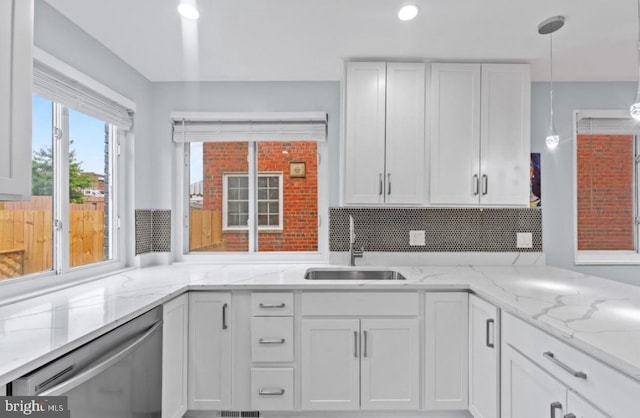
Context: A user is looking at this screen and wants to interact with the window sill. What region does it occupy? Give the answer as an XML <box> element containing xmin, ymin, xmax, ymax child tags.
<box><xmin>575</xmin><ymin>250</ymin><xmax>640</xmax><ymax>265</ymax></box>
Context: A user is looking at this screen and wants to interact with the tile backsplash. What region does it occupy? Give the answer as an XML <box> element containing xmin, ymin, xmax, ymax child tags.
<box><xmin>136</xmin><ymin>210</ymin><xmax>171</xmax><ymax>255</ymax></box>
<box><xmin>329</xmin><ymin>207</ymin><xmax>542</xmax><ymax>252</ymax></box>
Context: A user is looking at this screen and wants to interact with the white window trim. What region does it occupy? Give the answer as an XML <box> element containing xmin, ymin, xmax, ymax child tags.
<box><xmin>222</xmin><ymin>172</ymin><xmax>283</xmax><ymax>232</ymax></box>
<box><xmin>0</xmin><ymin>51</ymin><xmax>132</xmax><ymax>303</ymax></box>
<box><xmin>174</xmin><ymin>138</ymin><xmax>329</xmax><ymax>263</ymax></box>
<box><xmin>573</xmin><ymin>110</ymin><xmax>640</xmax><ymax>265</ymax></box>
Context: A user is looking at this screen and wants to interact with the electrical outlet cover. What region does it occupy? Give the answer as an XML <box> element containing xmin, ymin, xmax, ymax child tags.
<box><xmin>516</xmin><ymin>232</ymin><xmax>533</xmax><ymax>249</ymax></box>
<box><xmin>409</xmin><ymin>230</ymin><xmax>426</xmax><ymax>246</ymax></box>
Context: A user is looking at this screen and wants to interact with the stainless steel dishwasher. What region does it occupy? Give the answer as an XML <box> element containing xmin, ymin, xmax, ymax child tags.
<box><xmin>11</xmin><ymin>307</ymin><xmax>163</xmax><ymax>418</ymax></box>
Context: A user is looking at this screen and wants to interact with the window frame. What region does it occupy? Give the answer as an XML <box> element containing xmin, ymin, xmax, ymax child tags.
<box><xmin>222</xmin><ymin>172</ymin><xmax>284</xmax><ymax>232</ymax></box>
<box><xmin>175</xmin><ymin>139</ymin><xmax>329</xmax><ymax>262</ymax></box>
<box><xmin>573</xmin><ymin>110</ymin><xmax>640</xmax><ymax>265</ymax></box>
<box><xmin>0</xmin><ymin>48</ymin><xmax>133</xmax><ymax>302</ymax></box>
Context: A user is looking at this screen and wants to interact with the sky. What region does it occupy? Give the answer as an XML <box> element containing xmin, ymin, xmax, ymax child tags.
<box><xmin>32</xmin><ymin>94</ymin><xmax>108</xmax><ymax>175</ymax></box>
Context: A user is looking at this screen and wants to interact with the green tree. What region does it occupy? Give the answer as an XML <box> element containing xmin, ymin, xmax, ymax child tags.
<box><xmin>31</xmin><ymin>143</ymin><xmax>93</xmax><ymax>203</ymax></box>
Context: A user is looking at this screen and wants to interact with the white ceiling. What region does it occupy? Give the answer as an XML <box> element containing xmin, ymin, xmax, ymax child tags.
<box><xmin>44</xmin><ymin>0</ymin><xmax>639</xmax><ymax>83</ymax></box>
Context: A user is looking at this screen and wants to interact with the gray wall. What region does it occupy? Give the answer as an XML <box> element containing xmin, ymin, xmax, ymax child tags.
<box><xmin>150</xmin><ymin>82</ymin><xmax>341</xmax><ymax>209</ymax></box>
<box><xmin>532</xmin><ymin>81</ymin><xmax>639</xmax><ymax>286</ymax></box>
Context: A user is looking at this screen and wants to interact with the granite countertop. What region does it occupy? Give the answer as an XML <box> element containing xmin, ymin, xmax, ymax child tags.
<box><xmin>0</xmin><ymin>263</ymin><xmax>639</xmax><ymax>386</ymax></box>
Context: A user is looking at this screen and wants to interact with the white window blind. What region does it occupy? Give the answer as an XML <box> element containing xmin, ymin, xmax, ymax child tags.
<box><xmin>171</xmin><ymin>112</ymin><xmax>328</xmax><ymax>142</ymax></box>
<box><xmin>33</xmin><ymin>60</ymin><xmax>134</xmax><ymax>129</ymax></box>
<box><xmin>577</xmin><ymin>115</ymin><xmax>640</xmax><ymax>135</ymax></box>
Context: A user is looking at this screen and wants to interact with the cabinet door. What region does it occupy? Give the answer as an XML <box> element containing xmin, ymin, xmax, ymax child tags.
<box><xmin>188</xmin><ymin>292</ymin><xmax>232</xmax><ymax>410</ymax></box>
<box><xmin>385</xmin><ymin>63</ymin><xmax>426</xmax><ymax>204</ymax></box>
<box><xmin>479</xmin><ymin>64</ymin><xmax>531</xmax><ymax>206</ymax></box>
<box><xmin>360</xmin><ymin>318</ymin><xmax>419</xmax><ymax>410</ymax></box>
<box><xmin>430</xmin><ymin>63</ymin><xmax>481</xmax><ymax>205</ymax></box>
<box><xmin>301</xmin><ymin>319</ymin><xmax>360</xmax><ymax>410</ymax></box>
<box><xmin>0</xmin><ymin>0</ymin><xmax>32</xmax><ymax>200</ymax></box>
<box><xmin>344</xmin><ymin>62</ymin><xmax>387</xmax><ymax>204</ymax></box>
<box><xmin>469</xmin><ymin>294</ymin><xmax>500</xmax><ymax>418</ymax></box>
<box><xmin>162</xmin><ymin>294</ymin><xmax>189</xmax><ymax>418</ymax></box>
<box><xmin>501</xmin><ymin>344</ymin><xmax>567</xmax><ymax>418</ymax></box>
<box><xmin>425</xmin><ymin>292</ymin><xmax>469</xmax><ymax>410</ymax></box>
<box><xmin>567</xmin><ymin>391</ymin><xmax>609</xmax><ymax>418</ymax></box>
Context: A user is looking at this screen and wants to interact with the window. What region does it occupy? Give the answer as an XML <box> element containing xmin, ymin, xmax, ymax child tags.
<box><xmin>574</xmin><ymin>111</ymin><xmax>640</xmax><ymax>264</ymax></box>
<box><xmin>223</xmin><ymin>173</ymin><xmax>282</xmax><ymax>230</ymax></box>
<box><xmin>175</xmin><ymin>112</ymin><xmax>327</xmax><ymax>256</ymax></box>
<box><xmin>0</xmin><ymin>53</ymin><xmax>132</xmax><ymax>282</ymax></box>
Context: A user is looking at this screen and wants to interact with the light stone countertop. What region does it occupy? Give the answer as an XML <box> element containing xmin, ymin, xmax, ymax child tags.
<box><xmin>0</xmin><ymin>263</ymin><xmax>639</xmax><ymax>386</ymax></box>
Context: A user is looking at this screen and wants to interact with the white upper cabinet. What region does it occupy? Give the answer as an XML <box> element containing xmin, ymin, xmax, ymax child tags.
<box><xmin>0</xmin><ymin>0</ymin><xmax>32</xmax><ymax>201</ymax></box>
<box><xmin>430</xmin><ymin>63</ymin><xmax>530</xmax><ymax>206</ymax></box>
<box><xmin>344</xmin><ymin>62</ymin><xmax>426</xmax><ymax>205</ymax></box>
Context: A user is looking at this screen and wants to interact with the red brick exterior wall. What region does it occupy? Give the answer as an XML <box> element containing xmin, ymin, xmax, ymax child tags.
<box><xmin>202</xmin><ymin>141</ymin><xmax>318</xmax><ymax>252</ymax></box>
<box><xmin>577</xmin><ymin>134</ymin><xmax>634</xmax><ymax>250</ymax></box>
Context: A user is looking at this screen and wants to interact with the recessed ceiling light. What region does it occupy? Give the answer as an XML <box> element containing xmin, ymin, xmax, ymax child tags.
<box><xmin>178</xmin><ymin>3</ymin><xmax>200</xmax><ymax>20</ymax></box>
<box><xmin>398</xmin><ymin>5</ymin><xmax>419</xmax><ymax>21</ymax></box>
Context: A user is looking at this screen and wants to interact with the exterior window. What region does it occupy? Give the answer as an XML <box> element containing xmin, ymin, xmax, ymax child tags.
<box><xmin>223</xmin><ymin>174</ymin><xmax>282</xmax><ymax>230</ymax></box>
<box><xmin>189</xmin><ymin>141</ymin><xmax>318</xmax><ymax>253</ymax></box>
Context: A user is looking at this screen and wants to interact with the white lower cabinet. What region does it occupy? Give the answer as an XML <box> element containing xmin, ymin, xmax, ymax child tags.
<box><xmin>188</xmin><ymin>292</ymin><xmax>232</xmax><ymax>410</ymax></box>
<box><xmin>424</xmin><ymin>292</ymin><xmax>469</xmax><ymax>410</ymax></box>
<box><xmin>468</xmin><ymin>294</ymin><xmax>500</xmax><ymax>418</ymax></box>
<box><xmin>162</xmin><ymin>294</ymin><xmax>189</xmax><ymax>418</ymax></box>
<box><xmin>301</xmin><ymin>317</ymin><xmax>419</xmax><ymax>410</ymax></box>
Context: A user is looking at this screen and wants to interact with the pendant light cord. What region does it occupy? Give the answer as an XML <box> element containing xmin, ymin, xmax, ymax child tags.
<box><xmin>637</xmin><ymin>0</ymin><xmax>640</xmax><ymax>84</ymax></box>
<box><xmin>549</xmin><ymin>32</ymin><xmax>555</xmax><ymax>130</ymax></box>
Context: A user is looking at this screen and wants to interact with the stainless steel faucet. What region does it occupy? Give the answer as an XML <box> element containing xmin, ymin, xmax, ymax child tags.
<box><xmin>349</xmin><ymin>215</ymin><xmax>363</xmax><ymax>266</ymax></box>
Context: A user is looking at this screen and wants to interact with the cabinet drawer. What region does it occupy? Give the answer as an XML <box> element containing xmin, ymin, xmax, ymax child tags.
<box><xmin>251</xmin><ymin>317</ymin><xmax>294</xmax><ymax>362</ymax></box>
<box><xmin>503</xmin><ymin>312</ymin><xmax>640</xmax><ymax>417</ymax></box>
<box><xmin>251</xmin><ymin>368</ymin><xmax>294</xmax><ymax>410</ymax></box>
<box><xmin>301</xmin><ymin>292</ymin><xmax>419</xmax><ymax>316</ymax></box>
<box><xmin>251</xmin><ymin>293</ymin><xmax>294</xmax><ymax>316</ymax></box>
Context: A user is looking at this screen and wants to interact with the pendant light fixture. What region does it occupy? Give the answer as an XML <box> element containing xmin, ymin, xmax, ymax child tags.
<box><xmin>630</xmin><ymin>0</ymin><xmax>640</xmax><ymax>120</ymax></box>
<box><xmin>538</xmin><ymin>16</ymin><xmax>565</xmax><ymax>150</ymax></box>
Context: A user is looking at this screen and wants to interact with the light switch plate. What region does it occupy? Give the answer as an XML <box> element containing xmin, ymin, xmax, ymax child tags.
<box><xmin>409</xmin><ymin>230</ymin><xmax>426</xmax><ymax>246</ymax></box>
<box><xmin>516</xmin><ymin>232</ymin><xmax>533</xmax><ymax>249</ymax></box>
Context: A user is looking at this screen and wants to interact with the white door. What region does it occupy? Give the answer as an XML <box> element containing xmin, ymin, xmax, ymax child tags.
<box><xmin>501</xmin><ymin>344</ymin><xmax>567</xmax><ymax>418</ymax></box>
<box><xmin>162</xmin><ymin>294</ymin><xmax>189</xmax><ymax>418</ymax></box>
<box><xmin>429</xmin><ymin>63</ymin><xmax>481</xmax><ymax>205</ymax></box>
<box><xmin>301</xmin><ymin>319</ymin><xmax>360</xmax><ymax>410</ymax></box>
<box><xmin>360</xmin><ymin>318</ymin><xmax>419</xmax><ymax>410</ymax></box>
<box><xmin>424</xmin><ymin>292</ymin><xmax>469</xmax><ymax>410</ymax></box>
<box><xmin>385</xmin><ymin>63</ymin><xmax>426</xmax><ymax>204</ymax></box>
<box><xmin>344</xmin><ymin>62</ymin><xmax>387</xmax><ymax>204</ymax></box>
<box><xmin>479</xmin><ymin>64</ymin><xmax>531</xmax><ymax>206</ymax></box>
<box><xmin>188</xmin><ymin>292</ymin><xmax>232</xmax><ymax>410</ymax></box>
<box><xmin>567</xmin><ymin>391</ymin><xmax>609</xmax><ymax>418</ymax></box>
<box><xmin>0</xmin><ymin>0</ymin><xmax>32</xmax><ymax>200</ymax></box>
<box><xmin>468</xmin><ymin>294</ymin><xmax>500</xmax><ymax>418</ymax></box>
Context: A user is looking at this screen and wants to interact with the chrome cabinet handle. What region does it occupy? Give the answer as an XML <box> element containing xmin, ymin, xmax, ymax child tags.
<box><xmin>259</xmin><ymin>338</ymin><xmax>286</xmax><ymax>344</ymax></box>
<box><xmin>564</xmin><ymin>414</ymin><xmax>576</xmax><ymax>418</ymax></box>
<box><xmin>222</xmin><ymin>303</ymin><xmax>228</xmax><ymax>330</ymax></box>
<box><xmin>387</xmin><ymin>173</ymin><xmax>391</xmax><ymax>195</ymax></box>
<box><xmin>482</xmin><ymin>174</ymin><xmax>488</xmax><ymax>195</ymax></box>
<box><xmin>363</xmin><ymin>330</ymin><xmax>368</xmax><ymax>358</ymax></box>
<box><xmin>543</xmin><ymin>352</ymin><xmax>587</xmax><ymax>379</ymax></box>
<box><xmin>379</xmin><ymin>174</ymin><xmax>383</xmax><ymax>195</ymax></box>
<box><xmin>486</xmin><ymin>318</ymin><xmax>495</xmax><ymax>348</ymax></box>
<box><xmin>354</xmin><ymin>331</ymin><xmax>358</xmax><ymax>358</ymax></box>
<box><xmin>550</xmin><ymin>402</ymin><xmax>562</xmax><ymax>418</ymax></box>
<box><xmin>258</xmin><ymin>388</ymin><xmax>285</xmax><ymax>396</ymax></box>
<box><xmin>473</xmin><ymin>174</ymin><xmax>479</xmax><ymax>195</ymax></box>
<box><xmin>259</xmin><ymin>303</ymin><xmax>285</xmax><ymax>309</ymax></box>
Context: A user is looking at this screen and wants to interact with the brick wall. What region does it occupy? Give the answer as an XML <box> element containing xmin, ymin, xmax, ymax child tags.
<box><xmin>202</xmin><ymin>141</ymin><xmax>318</xmax><ymax>252</ymax></box>
<box><xmin>577</xmin><ymin>134</ymin><xmax>634</xmax><ymax>250</ymax></box>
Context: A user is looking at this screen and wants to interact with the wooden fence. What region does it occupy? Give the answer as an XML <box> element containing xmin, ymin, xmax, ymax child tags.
<box><xmin>0</xmin><ymin>210</ymin><xmax>105</xmax><ymax>279</ymax></box>
<box><xmin>190</xmin><ymin>209</ymin><xmax>223</xmax><ymax>251</ymax></box>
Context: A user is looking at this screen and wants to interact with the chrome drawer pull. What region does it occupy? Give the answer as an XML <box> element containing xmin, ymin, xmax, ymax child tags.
<box><xmin>543</xmin><ymin>352</ymin><xmax>587</xmax><ymax>379</ymax></box>
<box><xmin>564</xmin><ymin>414</ymin><xmax>576</xmax><ymax>418</ymax></box>
<box><xmin>550</xmin><ymin>402</ymin><xmax>562</xmax><ymax>418</ymax></box>
<box><xmin>258</xmin><ymin>388</ymin><xmax>285</xmax><ymax>396</ymax></box>
<box><xmin>258</xmin><ymin>338</ymin><xmax>286</xmax><ymax>344</ymax></box>
<box><xmin>259</xmin><ymin>303</ymin><xmax>286</xmax><ymax>309</ymax></box>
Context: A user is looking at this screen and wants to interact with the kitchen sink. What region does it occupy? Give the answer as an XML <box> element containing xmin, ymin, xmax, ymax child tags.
<box><xmin>304</xmin><ymin>269</ymin><xmax>407</xmax><ymax>281</ymax></box>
